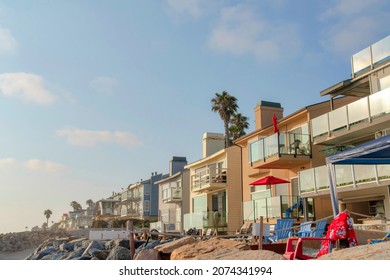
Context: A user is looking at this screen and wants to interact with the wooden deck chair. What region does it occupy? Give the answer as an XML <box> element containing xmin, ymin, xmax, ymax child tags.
<box><xmin>265</xmin><ymin>219</ymin><xmax>294</xmax><ymax>243</ymax></box>
<box><xmin>236</xmin><ymin>221</ymin><xmax>252</xmax><ymax>235</ymax></box>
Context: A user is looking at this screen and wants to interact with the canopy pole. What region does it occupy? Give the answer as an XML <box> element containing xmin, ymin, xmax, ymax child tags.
<box><xmin>327</xmin><ymin>163</ymin><xmax>339</xmax><ymax>217</ymax></box>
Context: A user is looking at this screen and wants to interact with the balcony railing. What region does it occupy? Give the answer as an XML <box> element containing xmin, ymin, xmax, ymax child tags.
<box><xmin>249</xmin><ymin>132</ymin><xmax>311</xmax><ymax>164</ymax></box>
<box><xmin>352</xmin><ymin>35</ymin><xmax>390</xmax><ymax>77</ymax></box>
<box><xmin>183</xmin><ymin>211</ymin><xmax>227</xmax><ymax>231</ymax></box>
<box><xmin>243</xmin><ymin>195</ymin><xmax>301</xmax><ymax>221</ymax></box>
<box><xmin>311</xmin><ymin>87</ymin><xmax>390</xmax><ymax>140</ymax></box>
<box><xmin>299</xmin><ymin>164</ymin><xmax>390</xmax><ymax>194</ymax></box>
<box><xmin>162</xmin><ymin>187</ymin><xmax>182</xmax><ymax>203</ymax></box>
<box><xmin>191</xmin><ymin>167</ymin><xmax>228</xmax><ymax>192</ymax></box>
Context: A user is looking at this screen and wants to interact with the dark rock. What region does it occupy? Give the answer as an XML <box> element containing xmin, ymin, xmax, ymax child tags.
<box><xmin>106</xmin><ymin>245</ymin><xmax>132</xmax><ymax>260</ymax></box>
<box><xmin>91</xmin><ymin>249</ymin><xmax>110</xmax><ymax>260</ymax></box>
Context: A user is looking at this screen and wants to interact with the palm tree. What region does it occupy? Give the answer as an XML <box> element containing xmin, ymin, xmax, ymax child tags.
<box><xmin>211</xmin><ymin>91</ymin><xmax>238</xmax><ymax>148</ymax></box>
<box><xmin>229</xmin><ymin>113</ymin><xmax>249</xmax><ymax>141</ymax></box>
<box><xmin>70</xmin><ymin>201</ymin><xmax>82</xmax><ymax>211</ymax></box>
<box><xmin>86</xmin><ymin>199</ymin><xmax>94</xmax><ymax>209</ymax></box>
<box><xmin>44</xmin><ymin>209</ymin><xmax>52</xmax><ymax>227</ymax></box>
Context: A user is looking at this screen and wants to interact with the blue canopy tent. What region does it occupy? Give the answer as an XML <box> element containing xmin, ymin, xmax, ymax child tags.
<box><xmin>326</xmin><ymin>133</ymin><xmax>390</xmax><ymax>216</ymax></box>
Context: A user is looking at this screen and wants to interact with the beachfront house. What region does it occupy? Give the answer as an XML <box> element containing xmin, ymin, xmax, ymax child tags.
<box><xmin>183</xmin><ymin>132</ymin><xmax>243</xmax><ymax>235</ymax></box>
<box><xmin>119</xmin><ymin>172</ymin><xmax>167</xmax><ymax>223</ymax></box>
<box><xmin>150</xmin><ymin>156</ymin><xmax>190</xmax><ymax>233</ymax></box>
<box><xmin>299</xmin><ymin>34</ymin><xmax>390</xmax><ymax>226</ymax></box>
<box><xmin>234</xmin><ymin>98</ymin><xmax>354</xmax><ymax>225</ymax></box>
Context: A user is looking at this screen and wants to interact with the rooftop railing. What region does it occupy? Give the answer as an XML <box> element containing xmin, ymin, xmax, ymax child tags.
<box><xmin>352</xmin><ymin>35</ymin><xmax>390</xmax><ymax>77</ymax></box>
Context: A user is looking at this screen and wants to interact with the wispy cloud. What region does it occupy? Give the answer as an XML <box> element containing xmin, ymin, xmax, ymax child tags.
<box><xmin>0</xmin><ymin>26</ymin><xmax>17</xmax><ymax>54</ymax></box>
<box><xmin>208</xmin><ymin>5</ymin><xmax>301</xmax><ymax>61</ymax></box>
<box><xmin>0</xmin><ymin>157</ymin><xmax>17</xmax><ymax>168</ymax></box>
<box><xmin>0</xmin><ymin>72</ymin><xmax>56</xmax><ymax>105</ymax></box>
<box><xmin>166</xmin><ymin>0</ymin><xmax>209</xmax><ymax>18</ymax></box>
<box><xmin>319</xmin><ymin>0</ymin><xmax>390</xmax><ymax>55</ymax></box>
<box><xmin>90</xmin><ymin>76</ymin><xmax>119</xmax><ymax>95</ymax></box>
<box><xmin>0</xmin><ymin>158</ymin><xmax>66</xmax><ymax>173</ymax></box>
<box><xmin>24</xmin><ymin>159</ymin><xmax>66</xmax><ymax>173</ymax></box>
<box><xmin>56</xmin><ymin>127</ymin><xmax>142</xmax><ymax>148</ymax></box>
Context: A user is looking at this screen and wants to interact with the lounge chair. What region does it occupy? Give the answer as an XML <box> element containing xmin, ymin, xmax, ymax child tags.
<box><xmin>265</xmin><ymin>219</ymin><xmax>294</xmax><ymax>243</ymax></box>
<box><xmin>235</xmin><ymin>221</ymin><xmax>252</xmax><ymax>235</ymax></box>
<box><xmin>311</xmin><ymin>219</ymin><xmax>327</xmax><ymax>237</ymax></box>
<box><xmin>368</xmin><ymin>230</ymin><xmax>390</xmax><ymax>244</ymax></box>
<box><xmin>289</xmin><ymin>221</ymin><xmax>312</xmax><ymax>237</ymax></box>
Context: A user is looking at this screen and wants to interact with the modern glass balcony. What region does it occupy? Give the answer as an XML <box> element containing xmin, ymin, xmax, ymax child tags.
<box><xmin>249</xmin><ymin>132</ymin><xmax>311</xmax><ymax>167</ymax></box>
<box><xmin>311</xmin><ymin>87</ymin><xmax>390</xmax><ymax>141</ymax></box>
<box><xmin>352</xmin><ymin>35</ymin><xmax>390</xmax><ymax>77</ymax></box>
<box><xmin>243</xmin><ymin>195</ymin><xmax>301</xmax><ymax>221</ymax></box>
<box><xmin>191</xmin><ymin>167</ymin><xmax>228</xmax><ymax>192</ymax></box>
<box><xmin>183</xmin><ymin>211</ymin><xmax>227</xmax><ymax>231</ymax></box>
<box><xmin>299</xmin><ymin>164</ymin><xmax>390</xmax><ymax>194</ymax></box>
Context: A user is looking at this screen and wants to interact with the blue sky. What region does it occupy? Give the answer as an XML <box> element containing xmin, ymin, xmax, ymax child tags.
<box><xmin>0</xmin><ymin>0</ymin><xmax>389</xmax><ymax>233</ymax></box>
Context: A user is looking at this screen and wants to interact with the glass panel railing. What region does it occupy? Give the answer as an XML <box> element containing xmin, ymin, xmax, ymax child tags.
<box><xmin>183</xmin><ymin>212</ymin><xmax>204</xmax><ymax>230</ymax></box>
<box><xmin>311</xmin><ymin>87</ymin><xmax>390</xmax><ymax>139</ymax></box>
<box><xmin>315</xmin><ymin>165</ymin><xmax>330</xmax><ymax>190</ymax></box>
<box><xmin>352</xmin><ymin>46</ymin><xmax>371</xmax><ymax>74</ymax></box>
<box><xmin>377</xmin><ymin>164</ymin><xmax>390</xmax><ymax>181</ymax></box>
<box><xmin>249</xmin><ymin>133</ymin><xmax>311</xmax><ymax>164</ymax></box>
<box><xmin>299</xmin><ymin>164</ymin><xmax>390</xmax><ymax>194</ymax></box>
<box><xmin>329</xmin><ymin>106</ymin><xmax>348</xmax><ymax>132</ymax></box>
<box><xmin>352</xmin><ymin>35</ymin><xmax>390</xmax><ymax>76</ymax></box>
<box><xmin>299</xmin><ymin>168</ymin><xmax>315</xmax><ymax>193</ymax></box>
<box><xmin>370</xmin><ymin>87</ymin><xmax>390</xmax><ymax>118</ymax></box>
<box><xmin>348</xmin><ymin>97</ymin><xmax>369</xmax><ymax>126</ymax></box>
<box><xmin>311</xmin><ymin>114</ymin><xmax>329</xmax><ymax>138</ymax></box>
<box><xmin>335</xmin><ymin>165</ymin><xmax>353</xmax><ymax>187</ymax></box>
<box><xmin>249</xmin><ymin>139</ymin><xmax>263</xmax><ymax>163</ymax></box>
<box><xmin>372</xmin><ymin>35</ymin><xmax>390</xmax><ymax>66</ymax></box>
<box><xmin>354</xmin><ymin>165</ymin><xmax>377</xmax><ymax>184</ymax></box>
<box><xmin>243</xmin><ymin>200</ymin><xmax>255</xmax><ymax>221</ymax></box>
<box><xmin>264</xmin><ymin>133</ymin><xmax>279</xmax><ymax>158</ymax></box>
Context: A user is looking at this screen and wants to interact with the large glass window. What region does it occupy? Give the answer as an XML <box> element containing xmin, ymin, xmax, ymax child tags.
<box><xmin>193</xmin><ymin>195</ymin><xmax>207</xmax><ymax>213</ymax></box>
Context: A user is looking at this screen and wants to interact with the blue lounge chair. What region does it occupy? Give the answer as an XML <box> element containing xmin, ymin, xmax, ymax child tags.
<box><xmin>289</xmin><ymin>221</ymin><xmax>312</xmax><ymax>237</ymax></box>
<box><xmin>265</xmin><ymin>219</ymin><xmax>294</xmax><ymax>243</ymax></box>
<box><xmin>311</xmin><ymin>219</ymin><xmax>327</xmax><ymax>237</ymax></box>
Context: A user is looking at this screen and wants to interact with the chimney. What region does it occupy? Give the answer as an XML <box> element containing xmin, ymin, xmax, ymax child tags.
<box><xmin>254</xmin><ymin>101</ymin><xmax>283</xmax><ymax>130</ymax></box>
<box><xmin>169</xmin><ymin>156</ymin><xmax>187</xmax><ymax>176</ymax></box>
<box><xmin>202</xmin><ymin>132</ymin><xmax>225</xmax><ymax>158</ymax></box>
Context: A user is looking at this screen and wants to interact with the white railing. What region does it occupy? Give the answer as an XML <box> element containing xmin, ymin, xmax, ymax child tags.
<box><xmin>352</xmin><ymin>35</ymin><xmax>390</xmax><ymax>76</ymax></box>
<box><xmin>299</xmin><ymin>164</ymin><xmax>390</xmax><ymax>194</ymax></box>
<box><xmin>311</xmin><ymin>87</ymin><xmax>390</xmax><ymax>139</ymax></box>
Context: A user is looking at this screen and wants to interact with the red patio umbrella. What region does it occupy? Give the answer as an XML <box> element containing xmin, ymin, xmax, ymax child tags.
<box><xmin>250</xmin><ymin>175</ymin><xmax>290</xmax><ymax>186</ymax></box>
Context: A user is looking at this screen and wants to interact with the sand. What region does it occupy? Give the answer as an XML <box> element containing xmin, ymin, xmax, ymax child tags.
<box><xmin>0</xmin><ymin>248</ymin><xmax>34</xmax><ymax>260</ymax></box>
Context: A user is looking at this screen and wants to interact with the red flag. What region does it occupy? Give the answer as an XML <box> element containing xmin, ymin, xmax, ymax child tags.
<box><xmin>272</xmin><ymin>114</ymin><xmax>279</xmax><ymax>134</ymax></box>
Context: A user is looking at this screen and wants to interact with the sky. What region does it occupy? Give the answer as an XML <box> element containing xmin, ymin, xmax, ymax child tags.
<box><xmin>0</xmin><ymin>0</ymin><xmax>390</xmax><ymax>234</ymax></box>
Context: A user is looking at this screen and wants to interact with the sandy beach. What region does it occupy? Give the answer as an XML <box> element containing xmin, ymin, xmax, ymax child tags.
<box><xmin>0</xmin><ymin>248</ymin><xmax>34</xmax><ymax>260</ymax></box>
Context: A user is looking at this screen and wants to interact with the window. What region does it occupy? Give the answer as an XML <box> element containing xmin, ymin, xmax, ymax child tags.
<box><xmin>144</xmin><ymin>200</ymin><xmax>150</xmax><ymax>212</ymax></box>
<box><xmin>379</xmin><ymin>75</ymin><xmax>390</xmax><ymax>91</ymax></box>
